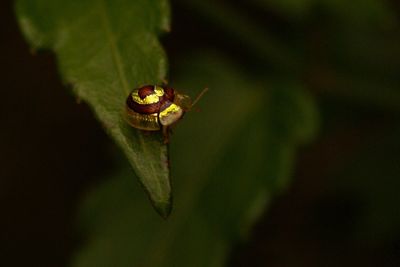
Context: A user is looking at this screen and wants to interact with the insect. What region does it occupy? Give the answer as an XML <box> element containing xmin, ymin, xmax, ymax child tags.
<box><xmin>125</xmin><ymin>85</ymin><xmax>207</xmax><ymax>142</ymax></box>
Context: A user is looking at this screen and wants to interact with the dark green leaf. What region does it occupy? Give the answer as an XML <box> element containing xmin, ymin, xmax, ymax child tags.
<box><xmin>16</xmin><ymin>0</ymin><xmax>172</xmax><ymax>217</ymax></box>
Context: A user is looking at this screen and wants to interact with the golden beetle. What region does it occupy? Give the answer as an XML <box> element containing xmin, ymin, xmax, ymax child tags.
<box><xmin>125</xmin><ymin>85</ymin><xmax>206</xmax><ymax>142</ymax></box>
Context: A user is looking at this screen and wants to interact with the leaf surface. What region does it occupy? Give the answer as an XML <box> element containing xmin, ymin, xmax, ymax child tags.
<box><xmin>16</xmin><ymin>0</ymin><xmax>172</xmax><ymax>216</ymax></box>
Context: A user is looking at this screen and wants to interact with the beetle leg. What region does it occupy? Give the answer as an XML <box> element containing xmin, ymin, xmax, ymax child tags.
<box><xmin>162</xmin><ymin>126</ymin><xmax>170</xmax><ymax>144</ymax></box>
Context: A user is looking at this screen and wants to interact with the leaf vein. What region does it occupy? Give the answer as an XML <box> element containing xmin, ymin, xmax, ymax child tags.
<box><xmin>99</xmin><ymin>0</ymin><xmax>130</xmax><ymax>96</ymax></box>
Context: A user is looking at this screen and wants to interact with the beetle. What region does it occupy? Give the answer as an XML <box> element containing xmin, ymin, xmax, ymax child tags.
<box><xmin>125</xmin><ymin>85</ymin><xmax>207</xmax><ymax>142</ymax></box>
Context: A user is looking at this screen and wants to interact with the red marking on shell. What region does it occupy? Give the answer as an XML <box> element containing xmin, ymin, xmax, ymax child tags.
<box><xmin>159</xmin><ymin>100</ymin><xmax>173</xmax><ymax>112</ymax></box>
<box><xmin>129</xmin><ymin>102</ymin><xmax>162</xmax><ymax>114</ymax></box>
<box><xmin>126</xmin><ymin>86</ymin><xmax>177</xmax><ymax>115</ymax></box>
<box><xmin>126</xmin><ymin>95</ymin><xmax>161</xmax><ymax>114</ymax></box>
<box><xmin>163</xmin><ymin>87</ymin><xmax>175</xmax><ymax>101</ymax></box>
<box><xmin>138</xmin><ymin>85</ymin><xmax>155</xmax><ymax>99</ymax></box>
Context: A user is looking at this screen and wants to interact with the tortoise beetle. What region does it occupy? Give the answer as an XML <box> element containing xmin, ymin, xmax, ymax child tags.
<box><xmin>125</xmin><ymin>85</ymin><xmax>206</xmax><ymax>142</ymax></box>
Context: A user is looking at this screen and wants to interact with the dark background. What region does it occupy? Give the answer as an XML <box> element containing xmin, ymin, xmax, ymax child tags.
<box><xmin>1</xmin><ymin>0</ymin><xmax>400</xmax><ymax>266</ymax></box>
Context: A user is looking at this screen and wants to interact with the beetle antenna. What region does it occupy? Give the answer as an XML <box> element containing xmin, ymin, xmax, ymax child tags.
<box><xmin>191</xmin><ymin>87</ymin><xmax>208</xmax><ymax>108</ymax></box>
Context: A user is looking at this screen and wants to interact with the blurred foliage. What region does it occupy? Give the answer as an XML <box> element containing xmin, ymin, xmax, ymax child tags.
<box><xmin>330</xmin><ymin>126</ymin><xmax>400</xmax><ymax>243</ymax></box>
<box><xmin>253</xmin><ymin>0</ymin><xmax>397</xmax><ymax>24</ymax></box>
<box><xmin>13</xmin><ymin>0</ymin><xmax>400</xmax><ymax>266</ymax></box>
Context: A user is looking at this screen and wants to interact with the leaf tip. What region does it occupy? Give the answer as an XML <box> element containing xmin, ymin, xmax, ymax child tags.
<box><xmin>153</xmin><ymin>198</ymin><xmax>173</xmax><ymax>219</ymax></box>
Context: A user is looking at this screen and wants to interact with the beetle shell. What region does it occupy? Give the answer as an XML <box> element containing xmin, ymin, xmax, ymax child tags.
<box><xmin>125</xmin><ymin>85</ymin><xmax>186</xmax><ymax>131</ymax></box>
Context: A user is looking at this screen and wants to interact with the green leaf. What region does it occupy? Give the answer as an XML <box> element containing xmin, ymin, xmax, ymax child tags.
<box><xmin>15</xmin><ymin>0</ymin><xmax>172</xmax><ymax>217</ymax></box>
<box><xmin>72</xmin><ymin>54</ymin><xmax>319</xmax><ymax>266</ymax></box>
